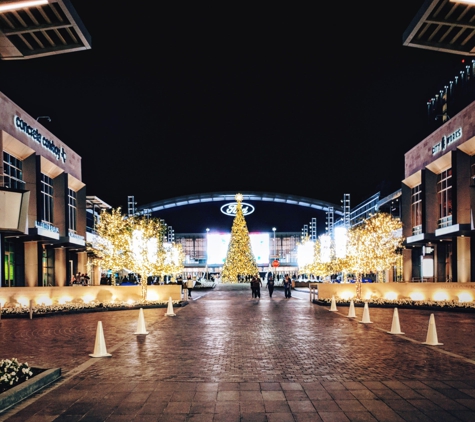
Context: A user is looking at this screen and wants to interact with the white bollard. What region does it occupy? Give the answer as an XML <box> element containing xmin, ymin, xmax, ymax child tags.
<box><xmin>387</xmin><ymin>307</ymin><xmax>404</xmax><ymax>335</ymax></box>
<box><xmin>329</xmin><ymin>296</ymin><xmax>338</xmax><ymax>312</ymax></box>
<box><xmin>165</xmin><ymin>297</ymin><xmax>176</xmax><ymax>317</ymax></box>
<box><xmin>422</xmin><ymin>313</ymin><xmax>443</xmax><ymax>346</ymax></box>
<box><xmin>89</xmin><ymin>321</ymin><xmax>112</xmax><ymax>357</ymax></box>
<box><xmin>347</xmin><ymin>300</ymin><xmax>356</xmax><ymax>318</ymax></box>
<box><xmin>134</xmin><ymin>308</ymin><xmax>149</xmax><ymax>335</ymax></box>
<box><xmin>359</xmin><ymin>302</ymin><xmax>373</xmax><ymax>324</ymax></box>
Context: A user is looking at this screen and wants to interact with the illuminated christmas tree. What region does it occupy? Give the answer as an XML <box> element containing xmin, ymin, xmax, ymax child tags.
<box><xmin>221</xmin><ymin>193</ymin><xmax>259</xmax><ymax>283</ymax></box>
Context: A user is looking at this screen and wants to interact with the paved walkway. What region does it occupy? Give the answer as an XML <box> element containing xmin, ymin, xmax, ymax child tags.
<box><xmin>1</xmin><ymin>284</ymin><xmax>475</xmax><ymax>421</ymax></box>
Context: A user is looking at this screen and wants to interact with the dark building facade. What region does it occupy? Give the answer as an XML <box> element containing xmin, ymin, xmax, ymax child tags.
<box><xmin>402</xmin><ymin>99</ymin><xmax>475</xmax><ymax>283</ymax></box>
<box><xmin>0</xmin><ymin>91</ymin><xmax>87</xmax><ymax>287</ymax></box>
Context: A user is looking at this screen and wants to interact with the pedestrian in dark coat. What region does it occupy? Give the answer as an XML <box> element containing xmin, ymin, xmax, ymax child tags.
<box><xmin>266</xmin><ymin>275</ymin><xmax>275</xmax><ymax>298</ymax></box>
<box><xmin>250</xmin><ymin>276</ymin><xmax>257</xmax><ymax>298</ymax></box>
<box><xmin>283</xmin><ymin>274</ymin><xmax>292</xmax><ymax>298</ymax></box>
<box><xmin>255</xmin><ymin>276</ymin><xmax>262</xmax><ymax>299</ymax></box>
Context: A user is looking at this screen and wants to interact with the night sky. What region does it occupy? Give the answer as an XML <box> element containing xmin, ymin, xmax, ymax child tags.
<box><xmin>0</xmin><ymin>1</ymin><xmax>469</xmax><ymax>214</ymax></box>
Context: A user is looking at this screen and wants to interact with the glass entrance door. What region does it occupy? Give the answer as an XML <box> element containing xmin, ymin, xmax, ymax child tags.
<box><xmin>4</xmin><ymin>251</ymin><xmax>14</xmax><ymax>287</ymax></box>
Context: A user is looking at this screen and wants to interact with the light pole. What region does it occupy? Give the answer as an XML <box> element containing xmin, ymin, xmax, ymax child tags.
<box><xmin>272</xmin><ymin>227</ymin><xmax>276</xmax><ymax>259</ymax></box>
<box><xmin>272</xmin><ymin>227</ymin><xmax>276</xmax><ymax>280</ymax></box>
<box><xmin>205</xmin><ymin>228</ymin><xmax>209</xmax><ymax>280</ymax></box>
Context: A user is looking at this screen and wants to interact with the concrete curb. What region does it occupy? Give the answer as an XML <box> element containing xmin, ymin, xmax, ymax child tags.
<box><xmin>0</xmin><ymin>368</ymin><xmax>61</xmax><ymax>413</ymax></box>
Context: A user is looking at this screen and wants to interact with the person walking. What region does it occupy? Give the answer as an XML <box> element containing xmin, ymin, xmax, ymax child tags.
<box><xmin>250</xmin><ymin>276</ymin><xmax>257</xmax><ymax>298</ymax></box>
<box><xmin>186</xmin><ymin>275</ymin><xmax>194</xmax><ymax>298</ymax></box>
<box><xmin>266</xmin><ymin>274</ymin><xmax>275</xmax><ymax>298</ymax></box>
<box><xmin>283</xmin><ymin>274</ymin><xmax>292</xmax><ymax>298</ymax></box>
<box><xmin>255</xmin><ymin>276</ymin><xmax>262</xmax><ymax>299</ymax></box>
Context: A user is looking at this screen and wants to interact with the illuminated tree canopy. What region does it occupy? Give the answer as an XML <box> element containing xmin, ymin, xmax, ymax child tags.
<box><xmin>303</xmin><ymin>212</ymin><xmax>403</xmax><ymax>288</ymax></box>
<box><xmin>346</xmin><ymin>212</ymin><xmax>403</xmax><ymax>279</ymax></box>
<box><xmin>88</xmin><ymin>208</ymin><xmax>184</xmax><ymax>299</ymax></box>
<box><xmin>221</xmin><ymin>193</ymin><xmax>259</xmax><ymax>283</ymax></box>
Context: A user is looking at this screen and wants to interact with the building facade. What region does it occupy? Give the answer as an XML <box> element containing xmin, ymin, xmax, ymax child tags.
<box><xmin>402</xmin><ymin>99</ymin><xmax>475</xmax><ymax>283</ymax></box>
<box><xmin>0</xmin><ymin>91</ymin><xmax>87</xmax><ymax>287</ymax></box>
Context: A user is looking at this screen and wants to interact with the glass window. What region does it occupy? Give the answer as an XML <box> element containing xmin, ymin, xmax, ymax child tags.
<box><xmin>437</xmin><ymin>168</ymin><xmax>452</xmax><ymax>228</ymax></box>
<box><xmin>3</xmin><ymin>151</ymin><xmax>25</xmax><ymax>189</ymax></box>
<box><xmin>411</xmin><ymin>185</ymin><xmax>422</xmax><ymax>235</ymax></box>
<box><xmin>68</xmin><ymin>188</ymin><xmax>77</xmax><ymax>233</ymax></box>
<box><xmin>41</xmin><ymin>174</ymin><xmax>54</xmax><ymax>224</ymax></box>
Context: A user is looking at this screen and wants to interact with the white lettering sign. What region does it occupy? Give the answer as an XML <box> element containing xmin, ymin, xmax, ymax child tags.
<box><xmin>432</xmin><ymin>127</ymin><xmax>462</xmax><ymax>155</ymax></box>
<box><xmin>14</xmin><ymin>115</ymin><xmax>67</xmax><ymax>163</ymax></box>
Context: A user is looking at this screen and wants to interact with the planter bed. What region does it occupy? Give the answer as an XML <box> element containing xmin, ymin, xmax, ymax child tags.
<box><xmin>0</xmin><ymin>301</ymin><xmax>187</xmax><ymax>319</ymax></box>
<box><xmin>313</xmin><ymin>299</ymin><xmax>475</xmax><ymax>313</ymax></box>
<box><xmin>0</xmin><ymin>368</ymin><xmax>61</xmax><ymax>413</ymax></box>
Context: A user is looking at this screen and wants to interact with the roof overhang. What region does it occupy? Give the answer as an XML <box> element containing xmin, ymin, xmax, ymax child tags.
<box><xmin>403</xmin><ymin>0</ymin><xmax>475</xmax><ymax>56</ymax></box>
<box><xmin>0</xmin><ymin>0</ymin><xmax>90</xmax><ymax>60</ymax></box>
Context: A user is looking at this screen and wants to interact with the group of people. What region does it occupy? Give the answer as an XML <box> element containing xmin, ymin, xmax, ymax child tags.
<box><xmin>250</xmin><ymin>274</ymin><xmax>292</xmax><ymax>299</ymax></box>
<box><xmin>71</xmin><ymin>273</ymin><xmax>90</xmax><ymax>286</ymax></box>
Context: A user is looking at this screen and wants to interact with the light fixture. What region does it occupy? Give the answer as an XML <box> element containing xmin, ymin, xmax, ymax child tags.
<box><xmin>0</xmin><ymin>1</ymin><xmax>48</xmax><ymax>12</ymax></box>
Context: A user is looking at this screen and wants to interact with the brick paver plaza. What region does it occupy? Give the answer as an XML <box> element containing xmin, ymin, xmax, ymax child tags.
<box><xmin>1</xmin><ymin>283</ymin><xmax>475</xmax><ymax>421</ymax></box>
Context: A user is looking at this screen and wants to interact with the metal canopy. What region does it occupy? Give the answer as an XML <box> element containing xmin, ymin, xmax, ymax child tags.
<box><xmin>137</xmin><ymin>192</ymin><xmax>344</xmax><ymax>216</ymax></box>
<box><xmin>404</xmin><ymin>0</ymin><xmax>475</xmax><ymax>56</ymax></box>
<box><xmin>0</xmin><ymin>0</ymin><xmax>90</xmax><ymax>60</ymax></box>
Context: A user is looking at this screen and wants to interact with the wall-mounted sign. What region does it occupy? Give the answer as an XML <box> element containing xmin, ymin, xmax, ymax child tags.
<box><xmin>34</xmin><ymin>220</ymin><xmax>60</xmax><ymax>239</ymax></box>
<box><xmin>220</xmin><ymin>202</ymin><xmax>255</xmax><ymax>216</ymax></box>
<box><xmin>432</xmin><ymin>127</ymin><xmax>462</xmax><ymax>155</ymax></box>
<box><xmin>14</xmin><ymin>116</ymin><xmax>67</xmax><ymax>163</ymax></box>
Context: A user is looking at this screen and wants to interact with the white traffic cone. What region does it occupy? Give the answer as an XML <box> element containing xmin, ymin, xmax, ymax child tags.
<box><xmin>165</xmin><ymin>297</ymin><xmax>176</xmax><ymax>317</ymax></box>
<box><xmin>347</xmin><ymin>300</ymin><xmax>356</xmax><ymax>318</ymax></box>
<box><xmin>89</xmin><ymin>321</ymin><xmax>112</xmax><ymax>357</ymax></box>
<box><xmin>422</xmin><ymin>313</ymin><xmax>443</xmax><ymax>345</ymax></box>
<box><xmin>329</xmin><ymin>295</ymin><xmax>338</xmax><ymax>311</ymax></box>
<box><xmin>134</xmin><ymin>308</ymin><xmax>149</xmax><ymax>335</ymax></box>
<box><xmin>359</xmin><ymin>302</ymin><xmax>373</xmax><ymax>324</ymax></box>
<box><xmin>387</xmin><ymin>307</ymin><xmax>404</xmax><ymax>335</ymax></box>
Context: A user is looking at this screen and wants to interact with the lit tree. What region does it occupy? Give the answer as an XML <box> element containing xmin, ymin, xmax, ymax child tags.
<box><xmin>221</xmin><ymin>193</ymin><xmax>259</xmax><ymax>283</ymax></box>
<box><xmin>162</xmin><ymin>242</ymin><xmax>185</xmax><ymax>282</ymax></box>
<box><xmin>300</xmin><ymin>237</ymin><xmax>326</xmax><ymax>278</ymax></box>
<box><xmin>89</xmin><ymin>207</ymin><xmax>130</xmax><ymax>284</ymax></box>
<box><xmin>89</xmin><ymin>208</ymin><xmax>184</xmax><ymax>300</ymax></box>
<box><xmin>346</xmin><ymin>212</ymin><xmax>403</xmax><ymax>298</ymax></box>
<box><xmin>127</xmin><ymin>215</ymin><xmax>167</xmax><ymax>300</ymax></box>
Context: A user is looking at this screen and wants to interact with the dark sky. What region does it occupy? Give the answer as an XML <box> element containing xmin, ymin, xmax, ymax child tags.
<box><xmin>0</xmin><ymin>1</ymin><xmax>469</xmax><ymax>212</ymax></box>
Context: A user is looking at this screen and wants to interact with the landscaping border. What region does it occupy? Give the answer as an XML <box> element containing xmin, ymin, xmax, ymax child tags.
<box><xmin>0</xmin><ymin>301</ymin><xmax>188</xmax><ymax>319</ymax></box>
<box><xmin>0</xmin><ymin>368</ymin><xmax>61</xmax><ymax>413</ymax></box>
<box><xmin>313</xmin><ymin>299</ymin><xmax>475</xmax><ymax>313</ymax></box>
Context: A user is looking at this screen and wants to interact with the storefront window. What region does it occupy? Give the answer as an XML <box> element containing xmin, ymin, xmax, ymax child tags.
<box><xmin>42</xmin><ymin>247</ymin><xmax>54</xmax><ymax>286</ymax></box>
<box><xmin>3</xmin><ymin>151</ymin><xmax>25</xmax><ymax>189</ymax></box>
<box><xmin>3</xmin><ymin>243</ymin><xmax>14</xmax><ymax>287</ymax></box>
<box><xmin>437</xmin><ymin>168</ymin><xmax>452</xmax><ymax>228</ymax></box>
<box><xmin>41</xmin><ymin>173</ymin><xmax>54</xmax><ymax>223</ymax></box>
<box><xmin>411</xmin><ymin>185</ymin><xmax>422</xmax><ymax>235</ymax></box>
<box><xmin>68</xmin><ymin>188</ymin><xmax>77</xmax><ymax>233</ymax></box>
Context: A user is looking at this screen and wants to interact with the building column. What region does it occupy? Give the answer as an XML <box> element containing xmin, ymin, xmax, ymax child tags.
<box><xmin>24</xmin><ymin>241</ymin><xmax>39</xmax><ymax>287</ymax></box>
<box><xmin>456</xmin><ymin>236</ymin><xmax>470</xmax><ymax>283</ymax></box>
<box><xmin>92</xmin><ymin>264</ymin><xmax>101</xmax><ymax>286</ymax></box>
<box><xmin>403</xmin><ymin>248</ymin><xmax>412</xmax><ymax>282</ymax></box>
<box><xmin>54</xmin><ymin>247</ymin><xmax>67</xmax><ymax>287</ymax></box>
<box><xmin>77</xmin><ymin>251</ymin><xmax>87</xmax><ymax>275</ymax></box>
